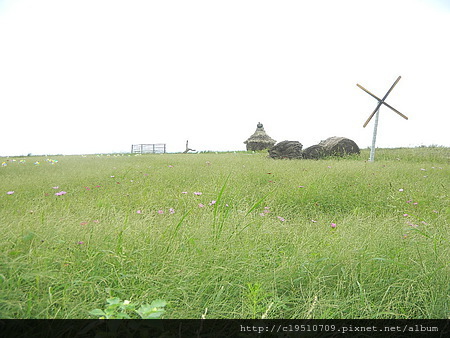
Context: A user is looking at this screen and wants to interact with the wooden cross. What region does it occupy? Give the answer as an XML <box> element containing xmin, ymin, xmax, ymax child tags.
<box><xmin>357</xmin><ymin>76</ymin><xmax>408</xmax><ymax>161</ymax></box>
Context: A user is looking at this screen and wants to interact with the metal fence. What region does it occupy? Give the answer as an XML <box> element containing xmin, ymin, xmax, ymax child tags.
<box><xmin>131</xmin><ymin>144</ymin><xmax>166</xmax><ymax>154</ymax></box>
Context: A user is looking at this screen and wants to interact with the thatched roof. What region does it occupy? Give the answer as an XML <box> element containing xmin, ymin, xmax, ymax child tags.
<box><xmin>244</xmin><ymin>122</ymin><xmax>276</xmax><ymax>147</ymax></box>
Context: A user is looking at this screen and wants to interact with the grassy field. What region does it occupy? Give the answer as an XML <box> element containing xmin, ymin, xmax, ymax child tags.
<box><xmin>0</xmin><ymin>147</ymin><xmax>449</xmax><ymax>319</ymax></box>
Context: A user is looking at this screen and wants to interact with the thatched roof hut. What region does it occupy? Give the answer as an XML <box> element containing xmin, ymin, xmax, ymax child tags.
<box><xmin>244</xmin><ymin>122</ymin><xmax>276</xmax><ymax>151</ymax></box>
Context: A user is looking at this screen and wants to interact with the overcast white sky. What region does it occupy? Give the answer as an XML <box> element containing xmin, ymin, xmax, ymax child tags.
<box><xmin>1</xmin><ymin>0</ymin><xmax>449</xmax><ymax>156</ymax></box>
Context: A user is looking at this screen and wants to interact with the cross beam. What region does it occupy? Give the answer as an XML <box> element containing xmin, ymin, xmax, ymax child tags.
<box><xmin>357</xmin><ymin>76</ymin><xmax>408</xmax><ymax>128</ymax></box>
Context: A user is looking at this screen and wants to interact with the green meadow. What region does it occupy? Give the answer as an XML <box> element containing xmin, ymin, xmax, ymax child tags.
<box><xmin>0</xmin><ymin>147</ymin><xmax>448</xmax><ymax>319</ymax></box>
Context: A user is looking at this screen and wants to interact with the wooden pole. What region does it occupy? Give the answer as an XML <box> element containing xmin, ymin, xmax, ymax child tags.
<box><xmin>183</xmin><ymin>140</ymin><xmax>195</xmax><ymax>153</ymax></box>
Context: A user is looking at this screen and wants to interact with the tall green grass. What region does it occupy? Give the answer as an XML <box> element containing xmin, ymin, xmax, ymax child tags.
<box><xmin>0</xmin><ymin>148</ymin><xmax>448</xmax><ymax>318</ymax></box>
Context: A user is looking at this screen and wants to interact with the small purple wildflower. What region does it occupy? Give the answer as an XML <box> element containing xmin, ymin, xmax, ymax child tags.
<box><xmin>277</xmin><ymin>216</ymin><xmax>285</xmax><ymax>222</ymax></box>
<box><xmin>157</xmin><ymin>210</ymin><xmax>164</xmax><ymax>214</ymax></box>
<box><xmin>399</xmin><ymin>189</ymin><xmax>404</xmax><ymax>192</ymax></box>
<box><xmin>193</xmin><ymin>192</ymin><xmax>202</xmax><ymax>196</ymax></box>
<box><xmin>169</xmin><ymin>208</ymin><xmax>175</xmax><ymax>214</ymax></box>
<box><xmin>403</xmin><ymin>213</ymin><xmax>409</xmax><ymax>217</ymax></box>
<box><xmin>77</xmin><ymin>241</ymin><xmax>84</xmax><ymax>245</ymax></box>
<box><xmin>331</xmin><ymin>223</ymin><xmax>337</xmax><ymax>228</ymax></box>
<box><xmin>311</xmin><ymin>219</ymin><xmax>317</xmax><ymax>223</ymax></box>
<box><xmin>181</xmin><ymin>191</ymin><xmax>188</xmax><ymax>194</ymax></box>
<box><xmin>209</xmin><ymin>200</ymin><xmax>216</xmax><ymax>206</ymax></box>
<box><xmin>7</xmin><ymin>191</ymin><xmax>15</xmax><ymax>195</ymax></box>
<box><xmin>198</xmin><ymin>203</ymin><xmax>204</xmax><ymax>208</ymax></box>
<box><xmin>136</xmin><ymin>210</ymin><xmax>142</xmax><ymax>214</ymax></box>
<box><xmin>55</xmin><ymin>191</ymin><xmax>67</xmax><ymax>196</ymax></box>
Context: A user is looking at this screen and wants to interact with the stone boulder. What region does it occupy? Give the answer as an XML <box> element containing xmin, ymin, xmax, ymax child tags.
<box><xmin>268</xmin><ymin>141</ymin><xmax>303</xmax><ymax>159</ymax></box>
<box><xmin>318</xmin><ymin>136</ymin><xmax>360</xmax><ymax>157</ymax></box>
<box><xmin>302</xmin><ymin>144</ymin><xmax>326</xmax><ymax>159</ymax></box>
<box><xmin>303</xmin><ymin>137</ymin><xmax>360</xmax><ymax>159</ymax></box>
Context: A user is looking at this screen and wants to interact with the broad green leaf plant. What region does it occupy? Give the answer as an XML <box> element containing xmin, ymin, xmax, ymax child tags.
<box><xmin>89</xmin><ymin>298</ymin><xmax>166</xmax><ymax>319</ymax></box>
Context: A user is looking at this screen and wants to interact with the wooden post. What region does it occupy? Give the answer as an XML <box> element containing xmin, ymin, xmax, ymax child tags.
<box><xmin>183</xmin><ymin>140</ymin><xmax>195</xmax><ymax>153</ymax></box>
